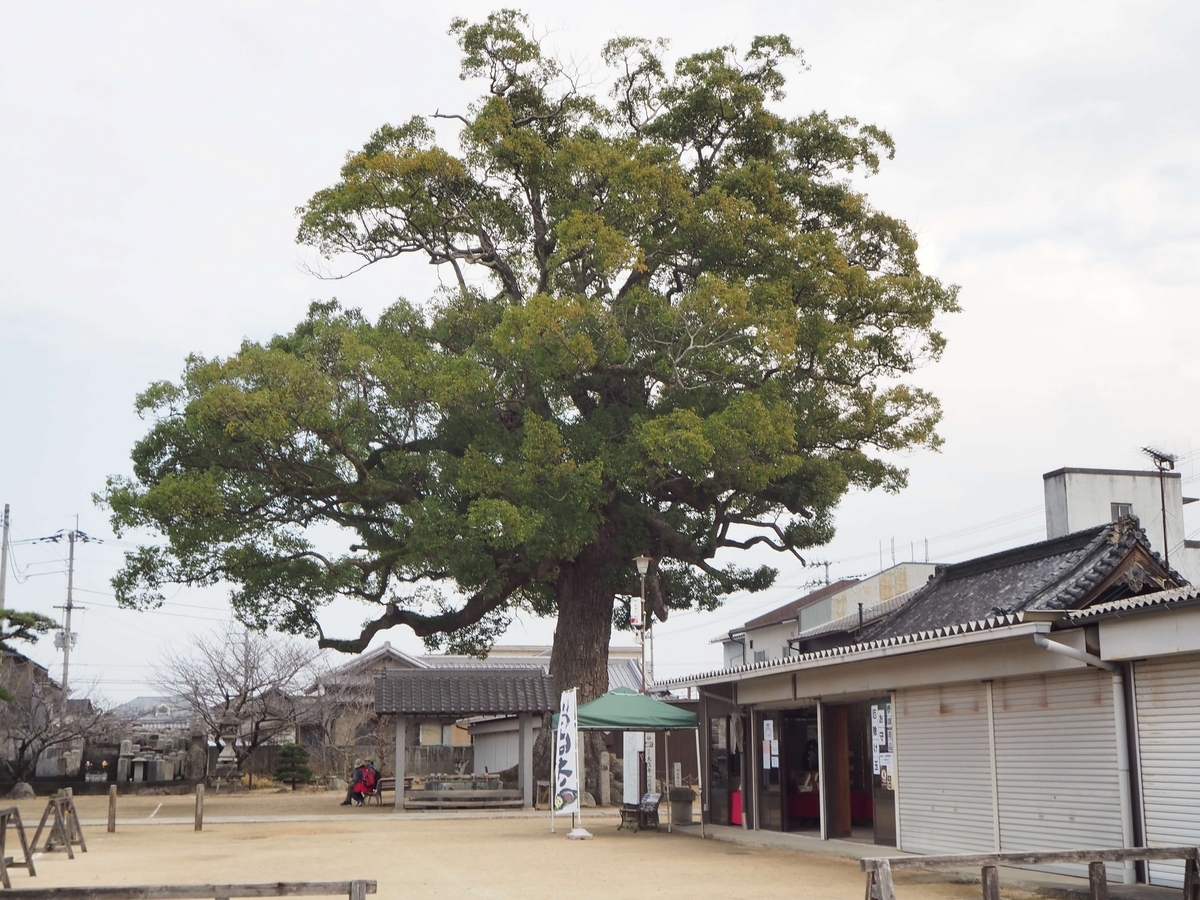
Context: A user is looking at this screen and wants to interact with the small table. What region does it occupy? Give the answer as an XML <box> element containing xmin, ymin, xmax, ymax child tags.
<box><xmin>618</xmin><ymin>793</ymin><xmax>661</xmax><ymax>833</ymax></box>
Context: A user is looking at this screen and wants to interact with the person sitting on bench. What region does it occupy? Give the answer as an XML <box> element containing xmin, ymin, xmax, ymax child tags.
<box><xmin>354</xmin><ymin>760</ymin><xmax>377</xmax><ymax>805</ymax></box>
<box><xmin>340</xmin><ymin>759</ymin><xmax>368</xmax><ymax>806</ymax></box>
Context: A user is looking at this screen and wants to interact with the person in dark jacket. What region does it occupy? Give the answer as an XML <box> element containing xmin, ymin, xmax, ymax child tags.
<box><xmin>340</xmin><ymin>759</ymin><xmax>366</xmax><ymax>806</ymax></box>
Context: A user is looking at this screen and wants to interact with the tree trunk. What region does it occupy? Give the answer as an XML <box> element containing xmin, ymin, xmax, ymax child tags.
<box><xmin>534</xmin><ymin>540</ymin><xmax>618</xmax><ymax>802</ymax></box>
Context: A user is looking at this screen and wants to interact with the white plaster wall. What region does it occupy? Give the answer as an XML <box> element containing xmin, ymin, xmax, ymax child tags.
<box><xmin>828</xmin><ymin>563</ymin><xmax>938</xmax><ymax>620</ymax></box>
<box><xmin>1044</xmin><ymin>469</ymin><xmax>1200</xmax><ymax>582</ymax></box>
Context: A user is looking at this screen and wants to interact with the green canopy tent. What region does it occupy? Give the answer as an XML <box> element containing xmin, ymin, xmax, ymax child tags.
<box><xmin>552</xmin><ymin>687</ymin><xmax>703</xmax><ymax>836</ymax></box>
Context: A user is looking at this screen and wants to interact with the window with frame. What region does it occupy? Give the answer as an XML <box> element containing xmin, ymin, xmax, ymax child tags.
<box><xmin>1111</xmin><ymin>502</ymin><xmax>1132</xmax><ymax>521</ymax></box>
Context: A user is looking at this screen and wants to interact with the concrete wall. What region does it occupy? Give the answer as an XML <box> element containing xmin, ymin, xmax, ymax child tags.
<box><xmin>1044</xmin><ymin>468</ymin><xmax>1200</xmax><ymax>582</ymax></box>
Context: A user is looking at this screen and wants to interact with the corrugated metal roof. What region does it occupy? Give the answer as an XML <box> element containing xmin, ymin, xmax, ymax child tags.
<box><xmin>741</xmin><ymin>579</ymin><xmax>860</xmax><ymax>630</ymax></box>
<box><xmin>794</xmin><ymin>588</ymin><xmax>919</xmax><ymax>640</ymax></box>
<box><xmin>374</xmin><ymin>668</ymin><xmax>557</xmax><ymax>715</ymax></box>
<box><xmin>1066</xmin><ymin>585</ymin><xmax>1200</xmax><ymax>622</ymax></box>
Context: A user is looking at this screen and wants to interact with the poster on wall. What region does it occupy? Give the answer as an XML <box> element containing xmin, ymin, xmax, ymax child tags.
<box><xmin>871</xmin><ymin>705</ymin><xmax>882</xmax><ymax>774</ymax></box>
<box><xmin>554</xmin><ymin>688</ymin><xmax>580</xmax><ymax>815</ymax></box>
<box><xmin>623</xmin><ymin>731</ymin><xmax>643</xmax><ymax>805</ymax></box>
<box><xmin>878</xmin><ymin>752</ymin><xmax>895</xmax><ymax>790</ymax></box>
<box><xmin>763</xmin><ymin>739</ymin><xmax>771</xmax><ymax>770</ymax></box>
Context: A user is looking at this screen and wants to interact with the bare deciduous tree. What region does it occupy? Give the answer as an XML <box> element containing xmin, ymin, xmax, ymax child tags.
<box><xmin>0</xmin><ymin>667</ymin><xmax>113</xmax><ymax>782</ymax></box>
<box><xmin>155</xmin><ymin>626</ymin><xmax>317</xmax><ymax>774</ymax></box>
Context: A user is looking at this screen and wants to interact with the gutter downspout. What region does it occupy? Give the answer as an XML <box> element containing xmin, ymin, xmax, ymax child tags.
<box><xmin>729</xmin><ymin>630</ymin><xmax>750</xmax><ymax>668</ymax></box>
<box><xmin>1034</xmin><ymin>635</ymin><xmax>1135</xmax><ymax>885</ymax></box>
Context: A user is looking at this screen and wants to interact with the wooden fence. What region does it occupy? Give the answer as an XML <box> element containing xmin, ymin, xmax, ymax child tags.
<box><xmin>862</xmin><ymin>846</ymin><xmax>1199</xmax><ymax>900</ymax></box>
<box><xmin>0</xmin><ymin>881</ymin><xmax>376</xmax><ymax>900</ymax></box>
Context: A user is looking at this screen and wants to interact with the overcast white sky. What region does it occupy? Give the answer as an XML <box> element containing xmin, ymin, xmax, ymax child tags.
<box><xmin>1</xmin><ymin>1</ymin><xmax>1198</xmax><ymax>701</ymax></box>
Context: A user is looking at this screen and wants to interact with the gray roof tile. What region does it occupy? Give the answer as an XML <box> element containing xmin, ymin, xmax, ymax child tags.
<box><xmin>374</xmin><ymin>668</ymin><xmax>557</xmax><ymax>715</ymax></box>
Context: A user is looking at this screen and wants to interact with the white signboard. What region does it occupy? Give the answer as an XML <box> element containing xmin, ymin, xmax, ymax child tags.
<box><xmin>673</xmin><ymin>762</ymin><xmax>682</xmax><ymax>788</ymax></box>
<box><xmin>644</xmin><ymin>732</ymin><xmax>657</xmax><ymax>793</ymax></box>
<box><xmin>623</xmin><ymin>731</ymin><xmax>643</xmax><ymax>805</ymax></box>
<box><xmin>630</xmin><ymin>595</ymin><xmax>642</xmax><ymax>628</ymax></box>
<box><xmin>554</xmin><ymin>688</ymin><xmax>581</xmax><ymax>815</ymax></box>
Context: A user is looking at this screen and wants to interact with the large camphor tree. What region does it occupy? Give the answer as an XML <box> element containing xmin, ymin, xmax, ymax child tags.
<box><xmin>101</xmin><ymin>11</ymin><xmax>956</xmax><ymax>716</ymax></box>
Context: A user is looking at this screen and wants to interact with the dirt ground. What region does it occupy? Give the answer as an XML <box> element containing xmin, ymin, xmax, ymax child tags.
<box><xmin>4</xmin><ymin>791</ymin><xmax>1029</xmax><ymax>899</ymax></box>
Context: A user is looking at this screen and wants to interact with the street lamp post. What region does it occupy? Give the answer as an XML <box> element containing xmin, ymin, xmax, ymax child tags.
<box><xmin>634</xmin><ymin>555</ymin><xmax>652</xmax><ymax>693</ymax></box>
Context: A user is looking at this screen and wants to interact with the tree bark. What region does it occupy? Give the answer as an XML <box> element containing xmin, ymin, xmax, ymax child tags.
<box><xmin>534</xmin><ymin>539</ymin><xmax>618</xmax><ymax>801</ymax></box>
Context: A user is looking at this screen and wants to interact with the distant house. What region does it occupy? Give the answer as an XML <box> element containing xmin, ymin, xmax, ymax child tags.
<box><xmin>1044</xmin><ymin>465</ymin><xmax>1200</xmax><ymax>583</ymax></box>
<box><xmin>111</xmin><ymin>696</ymin><xmax>195</xmax><ymax>733</ymax></box>
<box><xmin>718</xmin><ymin>564</ymin><xmax>938</xmax><ymax>668</ymax></box>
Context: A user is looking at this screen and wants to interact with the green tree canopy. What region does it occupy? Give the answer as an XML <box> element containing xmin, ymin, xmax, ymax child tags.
<box><xmin>100</xmin><ymin>10</ymin><xmax>957</xmax><ymax>702</ymax></box>
<box><xmin>274</xmin><ymin>742</ymin><xmax>314</xmax><ymax>790</ymax></box>
<box><xmin>0</xmin><ymin>609</ymin><xmax>56</xmax><ymax>703</ymax></box>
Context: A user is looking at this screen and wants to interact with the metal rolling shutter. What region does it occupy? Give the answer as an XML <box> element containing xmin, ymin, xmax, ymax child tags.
<box><xmin>1135</xmin><ymin>653</ymin><xmax>1200</xmax><ymax>888</ymax></box>
<box><xmin>896</xmin><ymin>682</ymin><xmax>996</xmax><ymax>854</ymax></box>
<box><xmin>993</xmin><ymin>669</ymin><xmax>1124</xmax><ymax>879</ymax></box>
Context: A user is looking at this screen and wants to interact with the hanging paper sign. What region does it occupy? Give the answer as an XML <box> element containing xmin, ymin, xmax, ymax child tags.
<box><xmin>630</xmin><ymin>596</ymin><xmax>642</xmax><ymax>628</ymax></box>
<box><xmin>763</xmin><ymin>719</ymin><xmax>774</xmax><ymax>742</ymax></box>
<box><xmin>673</xmin><ymin>762</ymin><xmax>682</xmax><ymax>788</ymax></box>
<box><xmin>762</xmin><ymin>739</ymin><xmax>771</xmax><ymax>770</ymax></box>
<box><xmin>871</xmin><ymin>704</ymin><xmax>883</xmax><ymax>773</ymax></box>
<box><xmin>554</xmin><ymin>688</ymin><xmax>580</xmax><ymax>815</ymax></box>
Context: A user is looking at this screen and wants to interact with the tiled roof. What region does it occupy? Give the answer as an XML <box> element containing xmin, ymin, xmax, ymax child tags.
<box><xmin>666</xmin><ymin>520</ymin><xmax>1183</xmax><ymax>689</ymax></box>
<box><xmin>1065</xmin><ymin>584</ymin><xmax>1200</xmax><ymax>622</ymax></box>
<box><xmin>861</xmin><ymin>520</ymin><xmax>1176</xmax><ymax>642</ymax></box>
<box><xmin>661</xmin><ymin>612</ymin><xmax>1037</xmax><ymax>687</ymax></box>
<box><xmin>741</xmin><ymin>579</ymin><xmax>860</xmax><ymax>630</ymax></box>
<box><xmin>374</xmin><ymin>668</ymin><xmax>557</xmax><ymax>715</ymax></box>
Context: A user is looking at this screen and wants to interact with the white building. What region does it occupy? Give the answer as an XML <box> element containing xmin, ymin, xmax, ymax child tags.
<box><xmin>719</xmin><ymin>563</ymin><xmax>938</xmax><ymax>669</ymax></box>
<box><xmin>1044</xmin><ymin>466</ymin><xmax>1200</xmax><ymax>583</ymax></box>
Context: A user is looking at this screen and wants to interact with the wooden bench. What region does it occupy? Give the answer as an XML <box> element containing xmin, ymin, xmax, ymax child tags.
<box><xmin>862</xmin><ymin>846</ymin><xmax>1200</xmax><ymax>900</ymax></box>
<box><xmin>363</xmin><ymin>778</ymin><xmax>395</xmax><ymax>806</ymax></box>
<box><xmin>403</xmin><ymin>789</ymin><xmax>523</xmax><ymax>809</ymax></box>
<box><xmin>617</xmin><ymin>793</ymin><xmax>662</xmax><ymax>833</ymax></box>
<box><xmin>0</xmin><ymin>881</ymin><xmax>376</xmax><ymax>899</ymax></box>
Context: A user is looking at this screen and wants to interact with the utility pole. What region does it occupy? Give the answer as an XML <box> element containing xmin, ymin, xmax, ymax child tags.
<box><xmin>35</xmin><ymin>517</ymin><xmax>97</xmax><ymax>711</ymax></box>
<box><xmin>0</xmin><ymin>504</ymin><xmax>9</xmax><ymax>610</ymax></box>
<box><xmin>61</xmin><ymin>526</ymin><xmax>76</xmax><ymax>707</ymax></box>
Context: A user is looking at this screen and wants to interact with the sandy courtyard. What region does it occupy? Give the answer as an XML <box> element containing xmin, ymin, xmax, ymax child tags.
<box><xmin>0</xmin><ymin>793</ymin><xmax>1024</xmax><ymax>900</ymax></box>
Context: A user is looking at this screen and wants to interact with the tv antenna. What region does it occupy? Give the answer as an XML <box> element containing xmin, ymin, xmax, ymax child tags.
<box><xmin>1143</xmin><ymin>448</ymin><xmax>1178</xmax><ymax>571</ymax></box>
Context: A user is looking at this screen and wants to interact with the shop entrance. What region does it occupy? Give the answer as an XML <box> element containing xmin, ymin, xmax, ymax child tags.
<box><xmin>707</xmin><ymin>710</ymin><xmax>748</xmax><ymax>827</ymax></box>
<box><xmin>822</xmin><ymin>697</ymin><xmax>896</xmax><ymax>845</ymax></box>
<box><xmin>782</xmin><ymin>708</ymin><xmax>820</xmax><ymax>832</ymax></box>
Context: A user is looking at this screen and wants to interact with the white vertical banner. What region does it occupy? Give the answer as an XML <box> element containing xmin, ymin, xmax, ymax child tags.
<box><xmin>623</xmin><ymin>731</ymin><xmax>643</xmax><ymax>805</ymax></box>
<box><xmin>554</xmin><ymin>688</ymin><xmax>581</xmax><ymax>815</ymax></box>
<box><xmin>644</xmin><ymin>731</ymin><xmax>657</xmax><ymax>793</ymax></box>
